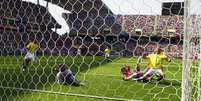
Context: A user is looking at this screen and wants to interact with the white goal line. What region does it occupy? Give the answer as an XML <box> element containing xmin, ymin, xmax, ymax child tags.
<box><xmin>0</xmin><ymin>86</ymin><xmax>139</xmax><ymax>101</ymax></box>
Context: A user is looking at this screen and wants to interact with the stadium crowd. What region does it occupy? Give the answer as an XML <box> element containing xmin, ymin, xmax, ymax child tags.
<box><xmin>1</xmin><ymin>15</ymin><xmax>201</xmax><ymax>58</ymax></box>
<box><xmin>116</xmin><ymin>15</ymin><xmax>184</xmax><ymax>36</ymax></box>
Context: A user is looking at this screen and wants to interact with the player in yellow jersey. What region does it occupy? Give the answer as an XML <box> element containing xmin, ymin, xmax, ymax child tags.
<box><xmin>21</xmin><ymin>40</ymin><xmax>39</xmax><ymax>71</ymax></box>
<box><xmin>137</xmin><ymin>48</ymin><xmax>171</xmax><ymax>81</ymax></box>
<box><xmin>104</xmin><ymin>46</ymin><xmax>111</xmax><ymax>62</ymax></box>
<box><xmin>77</xmin><ymin>47</ymin><xmax>81</xmax><ymax>56</ymax></box>
<box><xmin>104</xmin><ymin>47</ymin><xmax>111</xmax><ymax>58</ymax></box>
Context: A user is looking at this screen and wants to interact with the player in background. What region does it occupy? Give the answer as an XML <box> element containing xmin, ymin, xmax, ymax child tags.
<box><xmin>138</xmin><ymin>48</ymin><xmax>171</xmax><ymax>81</ymax></box>
<box><xmin>21</xmin><ymin>40</ymin><xmax>39</xmax><ymax>71</ymax></box>
<box><xmin>73</xmin><ymin>45</ymin><xmax>81</xmax><ymax>56</ymax></box>
<box><xmin>104</xmin><ymin>46</ymin><xmax>111</xmax><ymax>59</ymax></box>
<box><xmin>77</xmin><ymin>47</ymin><xmax>81</xmax><ymax>56</ymax></box>
<box><xmin>104</xmin><ymin>46</ymin><xmax>111</xmax><ymax>62</ymax></box>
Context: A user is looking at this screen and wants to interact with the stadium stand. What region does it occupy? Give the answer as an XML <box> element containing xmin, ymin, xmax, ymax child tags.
<box><xmin>0</xmin><ymin>0</ymin><xmax>198</xmax><ymax>58</ymax></box>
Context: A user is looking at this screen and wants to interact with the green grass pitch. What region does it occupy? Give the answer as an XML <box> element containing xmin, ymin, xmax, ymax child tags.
<box><xmin>0</xmin><ymin>56</ymin><xmax>183</xmax><ymax>101</ymax></box>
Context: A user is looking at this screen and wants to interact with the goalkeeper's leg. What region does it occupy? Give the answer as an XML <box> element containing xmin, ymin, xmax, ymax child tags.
<box><xmin>66</xmin><ymin>71</ymin><xmax>83</xmax><ymax>87</ymax></box>
<box><xmin>22</xmin><ymin>58</ymin><xmax>31</xmax><ymax>71</ymax></box>
<box><xmin>32</xmin><ymin>53</ymin><xmax>39</xmax><ymax>64</ymax></box>
<box><xmin>21</xmin><ymin>52</ymin><xmax>33</xmax><ymax>71</ymax></box>
<box><xmin>71</xmin><ymin>79</ymin><xmax>84</xmax><ymax>86</ymax></box>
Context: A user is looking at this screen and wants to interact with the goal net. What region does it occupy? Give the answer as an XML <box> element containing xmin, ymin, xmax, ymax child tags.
<box><xmin>0</xmin><ymin>0</ymin><xmax>200</xmax><ymax>101</ymax></box>
<box><xmin>185</xmin><ymin>0</ymin><xmax>201</xmax><ymax>100</ymax></box>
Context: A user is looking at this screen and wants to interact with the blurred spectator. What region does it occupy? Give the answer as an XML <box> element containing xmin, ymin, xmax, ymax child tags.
<box><xmin>116</xmin><ymin>15</ymin><xmax>184</xmax><ymax>35</ymax></box>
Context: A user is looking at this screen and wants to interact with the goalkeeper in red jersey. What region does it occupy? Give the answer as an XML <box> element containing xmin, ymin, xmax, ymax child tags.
<box><xmin>21</xmin><ymin>40</ymin><xmax>39</xmax><ymax>71</ymax></box>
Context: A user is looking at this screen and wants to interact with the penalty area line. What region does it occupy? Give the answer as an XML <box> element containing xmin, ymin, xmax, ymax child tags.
<box><xmin>0</xmin><ymin>86</ymin><xmax>139</xmax><ymax>101</ymax></box>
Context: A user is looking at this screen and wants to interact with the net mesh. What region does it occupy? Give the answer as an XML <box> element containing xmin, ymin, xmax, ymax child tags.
<box><xmin>0</xmin><ymin>0</ymin><xmax>200</xmax><ymax>101</ymax></box>
<box><xmin>188</xmin><ymin>13</ymin><xmax>201</xmax><ymax>101</ymax></box>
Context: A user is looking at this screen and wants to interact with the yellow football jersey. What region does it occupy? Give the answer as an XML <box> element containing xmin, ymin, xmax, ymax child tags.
<box><xmin>26</xmin><ymin>42</ymin><xmax>39</xmax><ymax>53</ymax></box>
<box><xmin>159</xmin><ymin>52</ymin><xmax>167</xmax><ymax>59</ymax></box>
<box><xmin>146</xmin><ymin>52</ymin><xmax>167</xmax><ymax>69</ymax></box>
<box><xmin>77</xmin><ymin>48</ymin><xmax>81</xmax><ymax>54</ymax></box>
<box><xmin>104</xmin><ymin>48</ymin><xmax>110</xmax><ymax>54</ymax></box>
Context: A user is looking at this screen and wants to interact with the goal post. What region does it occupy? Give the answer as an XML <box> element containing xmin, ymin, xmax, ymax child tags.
<box><xmin>182</xmin><ymin>0</ymin><xmax>201</xmax><ymax>100</ymax></box>
<box><xmin>1</xmin><ymin>0</ymin><xmax>201</xmax><ymax>101</ymax></box>
<box><xmin>182</xmin><ymin>0</ymin><xmax>191</xmax><ymax>100</ymax></box>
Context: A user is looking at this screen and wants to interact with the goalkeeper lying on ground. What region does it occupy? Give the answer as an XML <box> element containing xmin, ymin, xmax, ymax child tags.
<box><xmin>54</xmin><ymin>64</ymin><xmax>83</xmax><ymax>87</ymax></box>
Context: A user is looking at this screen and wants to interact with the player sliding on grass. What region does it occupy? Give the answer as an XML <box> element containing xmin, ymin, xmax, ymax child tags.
<box><xmin>121</xmin><ymin>48</ymin><xmax>171</xmax><ymax>82</ymax></box>
<box><xmin>121</xmin><ymin>55</ymin><xmax>147</xmax><ymax>81</ymax></box>
<box><xmin>21</xmin><ymin>40</ymin><xmax>39</xmax><ymax>71</ymax></box>
<box><xmin>137</xmin><ymin>48</ymin><xmax>171</xmax><ymax>81</ymax></box>
<box><xmin>121</xmin><ymin>65</ymin><xmax>143</xmax><ymax>80</ymax></box>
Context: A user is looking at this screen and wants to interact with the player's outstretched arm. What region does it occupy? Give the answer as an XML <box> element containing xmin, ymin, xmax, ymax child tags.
<box><xmin>163</xmin><ymin>54</ymin><xmax>171</xmax><ymax>62</ymax></box>
<box><xmin>160</xmin><ymin>52</ymin><xmax>171</xmax><ymax>62</ymax></box>
<box><xmin>136</xmin><ymin>56</ymin><xmax>142</xmax><ymax>71</ymax></box>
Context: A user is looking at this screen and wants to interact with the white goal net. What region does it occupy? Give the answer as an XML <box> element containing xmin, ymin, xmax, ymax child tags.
<box><xmin>0</xmin><ymin>0</ymin><xmax>200</xmax><ymax>101</ymax></box>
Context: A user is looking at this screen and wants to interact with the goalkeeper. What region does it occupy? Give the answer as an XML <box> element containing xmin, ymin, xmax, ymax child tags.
<box><xmin>137</xmin><ymin>48</ymin><xmax>171</xmax><ymax>81</ymax></box>
<box><xmin>54</xmin><ymin>64</ymin><xmax>83</xmax><ymax>87</ymax></box>
<box><xmin>21</xmin><ymin>40</ymin><xmax>39</xmax><ymax>71</ymax></box>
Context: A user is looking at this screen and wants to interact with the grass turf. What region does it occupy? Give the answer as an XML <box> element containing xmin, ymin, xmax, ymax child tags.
<box><xmin>0</xmin><ymin>56</ymin><xmax>183</xmax><ymax>101</ymax></box>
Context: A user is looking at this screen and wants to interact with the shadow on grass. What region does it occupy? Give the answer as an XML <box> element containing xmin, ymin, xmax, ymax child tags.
<box><xmin>0</xmin><ymin>56</ymin><xmax>119</xmax><ymax>101</ymax></box>
<box><xmin>135</xmin><ymin>79</ymin><xmax>181</xmax><ymax>87</ymax></box>
<box><xmin>158</xmin><ymin>79</ymin><xmax>181</xmax><ymax>86</ymax></box>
